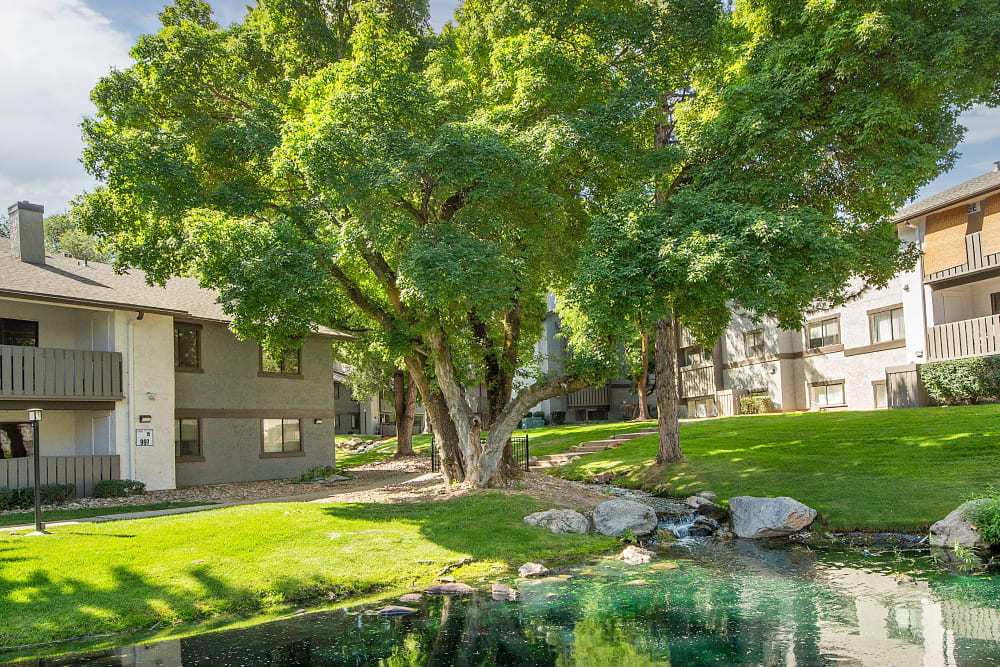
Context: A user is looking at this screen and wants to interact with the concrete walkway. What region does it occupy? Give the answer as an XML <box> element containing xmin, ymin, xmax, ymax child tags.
<box><xmin>4</xmin><ymin>471</ymin><xmax>426</xmax><ymax>533</ymax></box>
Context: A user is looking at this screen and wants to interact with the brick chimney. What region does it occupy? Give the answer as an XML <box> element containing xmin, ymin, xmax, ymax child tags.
<box><xmin>7</xmin><ymin>201</ymin><xmax>44</xmax><ymax>264</ymax></box>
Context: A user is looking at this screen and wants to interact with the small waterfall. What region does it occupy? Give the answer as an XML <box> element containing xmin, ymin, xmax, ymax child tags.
<box><xmin>587</xmin><ymin>484</ymin><xmax>709</xmax><ymax>539</ymax></box>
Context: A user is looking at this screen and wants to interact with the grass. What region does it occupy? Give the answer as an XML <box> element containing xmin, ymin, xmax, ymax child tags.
<box><xmin>335</xmin><ymin>434</ymin><xmax>434</xmax><ymax>468</ymax></box>
<box><xmin>0</xmin><ymin>492</ymin><xmax>615</xmax><ymax>651</ymax></box>
<box><xmin>0</xmin><ymin>502</ymin><xmax>207</xmax><ymax>528</ymax></box>
<box><xmin>551</xmin><ymin>406</ymin><xmax>1000</xmax><ymax>533</ymax></box>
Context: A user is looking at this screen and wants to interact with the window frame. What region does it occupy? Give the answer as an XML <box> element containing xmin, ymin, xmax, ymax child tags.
<box><xmin>174</xmin><ymin>418</ymin><xmax>204</xmax><ymax>462</ymax></box>
<box><xmin>173</xmin><ymin>322</ymin><xmax>203</xmax><ymax>373</ymax></box>
<box><xmin>805</xmin><ymin>316</ymin><xmax>841</xmax><ymax>349</ymax></box>
<box><xmin>809</xmin><ymin>380</ymin><xmax>846</xmax><ymax>408</ymax></box>
<box><xmin>258</xmin><ymin>346</ymin><xmax>303</xmax><ymax>378</ymax></box>
<box><xmin>868</xmin><ymin>305</ymin><xmax>905</xmax><ymax>345</ymax></box>
<box><xmin>260</xmin><ymin>417</ymin><xmax>305</xmax><ymax>458</ymax></box>
<box><xmin>0</xmin><ymin>318</ymin><xmax>39</xmax><ymax>347</ymax></box>
<box><xmin>744</xmin><ymin>329</ymin><xmax>765</xmax><ymax>360</ymax></box>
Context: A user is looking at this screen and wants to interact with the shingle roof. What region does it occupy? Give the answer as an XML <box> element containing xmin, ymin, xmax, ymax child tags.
<box><xmin>893</xmin><ymin>169</ymin><xmax>1000</xmax><ymax>222</ymax></box>
<box><xmin>0</xmin><ymin>248</ymin><xmax>348</xmax><ymax>338</ymax></box>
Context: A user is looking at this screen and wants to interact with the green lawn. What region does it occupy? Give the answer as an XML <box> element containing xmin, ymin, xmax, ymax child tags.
<box><xmin>0</xmin><ymin>502</ymin><xmax>207</xmax><ymax>528</ymax></box>
<box><xmin>552</xmin><ymin>406</ymin><xmax>1000</xmax><ymax>533</ymax></box>
<box><xmin>335</xmin><ymin>434</ymin><xmax>434</xmax><ymax>468</ymax></box>
<box><xmin>0</xmin><ymin>493</ymin><xmax>614</xmax><ymax>650</ymax></box>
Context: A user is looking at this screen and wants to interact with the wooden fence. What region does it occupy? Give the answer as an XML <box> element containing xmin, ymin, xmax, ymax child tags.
<box><xmin>0</xmin><ymin>454</ymin><xmax>120</xmax><ymax>497</ymax></box>
<box><xmin>680</xmin><ymin>364</ymin><xmax>715</xmax><ymax>399</ymax></box>
<box><xmin>927</xmin><ymin>313</ymin><xmax>1000</xmax><ymax>362</ymax></box>
<box><xmin>0</xmin><ymin>345</ymin><xmax>124</xmax><ymax>400</ymax></box>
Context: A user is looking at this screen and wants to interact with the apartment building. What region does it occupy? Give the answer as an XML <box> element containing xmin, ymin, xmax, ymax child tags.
<box><xmin>677</xmin><ymin>163</ymin><xmax>1000</xmax><ymax>416</ymax></box>
<box><xmin>0</xmin><ymin>202</ymin><xmax>344</xmax><ymax>496</ymax></box>
<box><xmin>332</xmin><ymin>365</ymin><xmax>428</xmax><ymax>436</ymax></box>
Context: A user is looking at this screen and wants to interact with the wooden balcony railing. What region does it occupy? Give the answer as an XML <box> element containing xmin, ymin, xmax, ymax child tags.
<box><xmin>567</xmin><ymin>385</ymin><xmax>610</xmax><ymax>408</ymax></box>
<box><xmin>927</xmin><ymin>314</ymin><xmax>1000</xmax><ymax>362</ymax></box>
<box><xmin>0</xmin><ymin>455</ymin><xmax>120</xmax><ymax>497</ymax></box>
<box><xmin>0</xmin><ymin>345</ymin><xmax>124</xmax><ymax>401</ymax></box>
<box><xmin>680</xmin><ymin>364</ymin><xmax>715</xmax><ymax>399</ymax></box>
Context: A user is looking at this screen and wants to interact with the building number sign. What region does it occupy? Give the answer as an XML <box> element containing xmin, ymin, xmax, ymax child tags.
<box><xmin>135</xmin><ymin>428</ymin><xmax>154</xmax><ymax>447</ymax></box>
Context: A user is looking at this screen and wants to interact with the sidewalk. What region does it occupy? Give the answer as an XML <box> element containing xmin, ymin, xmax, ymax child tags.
<box><xmin>4</xmin><ymin>471</ymin><xmax>425</xmax><ymax>533</ymax></box>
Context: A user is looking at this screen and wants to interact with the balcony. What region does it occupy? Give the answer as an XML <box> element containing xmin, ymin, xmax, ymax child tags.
<box><xmin>925</xmin><ymin>231</ymin><xmax>1000</xmax><ymax>284</ymax></box>
<box><xmin>680</xmin><ymin>364</ymin><xmax>715</xmax><ymax>399</ymax></box>
<box><xmin>927</xmin><ymin>314</ymin><xmax>1000</xmax><ymax>362</ymax></box>
<box><xmin>0</xmin><ymin>345</ymin><xmax>124</xmax><ymax>401</ymax></box>
<box><xmin>567</xmin><ymin>386</ymin><xmax>610</xmax><ymax>408</ymax></box>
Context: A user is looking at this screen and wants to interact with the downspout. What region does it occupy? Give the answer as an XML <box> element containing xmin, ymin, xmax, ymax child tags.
<box><xmin>125</xmin><ymin>311</ymin><xmax>144</xmax><ymax>480</ymax></box>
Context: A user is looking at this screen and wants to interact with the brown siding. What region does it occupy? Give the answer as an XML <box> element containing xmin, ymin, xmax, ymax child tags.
<box><xmin>923</xmin><ymin>206</ymin><xmax>969</xmax><ymax>276</ymax></box>
<box><xmin>981</xmin><ymin>194</ymin><xmax>1000</xmax><ymax>256</ymax></box>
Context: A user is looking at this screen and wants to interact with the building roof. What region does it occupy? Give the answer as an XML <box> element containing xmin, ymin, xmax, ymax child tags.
<box><xmin>0</xmin><ymin>248</ymin><xmax>348</xmax><ymax>338</ymax></box>
<box><xmin>894</xmin><ymin>168</ymin><xmax>1000</xmax><ymax>222</ymax></box>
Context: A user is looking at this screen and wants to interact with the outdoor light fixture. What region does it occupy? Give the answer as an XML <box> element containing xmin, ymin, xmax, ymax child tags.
<box><xmin>314</xmin><ymin>418</ymin><xmax>323</xmax><ymax>424</ymax></box>
<box><xmin>26</xmin><ymin>408</ymin><xmax>50</xmax><ymax>536</ymax></box>
<box><xmin>139</xmin><ymin>415</ymin><xmax>152</xmax><ymax>424</ymax></box>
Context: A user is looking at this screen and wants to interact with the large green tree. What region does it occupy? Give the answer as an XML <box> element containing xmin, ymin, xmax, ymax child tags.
<box><xmin>564</xmin><ymin>0</ymin><xmax>1000</xmax><ymax>463</ymax></box>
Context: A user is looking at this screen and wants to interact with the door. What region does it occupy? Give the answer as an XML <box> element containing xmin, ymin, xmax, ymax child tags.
<box><xmin>0</xmin><ymin>423</ymin><xmax>32</xmax><ymax>458</ymax></box>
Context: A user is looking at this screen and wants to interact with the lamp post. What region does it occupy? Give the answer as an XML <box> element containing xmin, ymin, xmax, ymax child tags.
<box><xmin>27</xmin><ymin>408</ymin><xmax>49</xmax><ymax>536</ymax></box>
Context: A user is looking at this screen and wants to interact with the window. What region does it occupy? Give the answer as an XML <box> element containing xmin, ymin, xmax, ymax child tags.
<box><xmin>0</xmin><ymin>318</ymin><xmax>38</xmax><ymax>346</ymax></box>
<box><xmin>806</xmin><ymin>317</ymin><xmax>840</xmax><ymax>348</ymax></box>
<box><xmin>870</xmin><ymin>307</ymin><xmax>905</xmax><ymax>344</ymax></box>
<box><xmin>680</xmin><ymin>345</ymin><xmax>711</xmax><ymax>368</ymax></box>
<box><xmin>260</xmin><ymin>347</ymin><xmax>301</xmax><ymax>376</ymax></box>
<box><xmin>262</xmin><ymin>418</ymin><xmax>302</xmax><ymax>455</ymax></box>
<box><xmin>873</xmin><ymin>382</ymin><xmax>888</xmax><ymax>409</ymax></box>
<box><xmin>744</xmin><ymin>330</ymin><xmax>765</xmax><ymax>359</ymax></box>
<box><xmin>810</xmin><ymin>381</ymin><xmax>845</xmax><ymax>407</ymax></box>
<box><xmin>991</xmin><ymin>292</ymin><xmax>1000</xmax><ymax>316</ymax></box>
<box><xmin>174</xmin><ymin>323</ymin><xmax>202</xmax><ymax>370</ymax></box>
<box><xmin>334</xmin><ymin>382</ymin><xmax>342</xmax><ymax>400</ymax></box>
<box><xmin>0</xmin><ymin>423</ymin><xmax>32</xmax><ymax>458</ymax></box>
<box><xmin>175</xmin><ymin>418</ymin><xmax>202</xmax><ymax>459</ymax></box>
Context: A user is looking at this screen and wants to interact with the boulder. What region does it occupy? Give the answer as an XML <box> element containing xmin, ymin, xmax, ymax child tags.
<box><xmin>523</xmin><ymin>509</ymin><xmax>591</xmax><ymax>535</ymax></box>
<box><xmin>367</xmin><ymin>605</ymin><xmax>417</xmax><ymax>616</ymax></box>
<box><xmin>685</xmin><ymin>495</ymin><xmax>710</xmax><ymax>509</ymax></box>
<box><xmin>491</xmin><ymin>583</ymin><xmax>520</xmax><ymax>601</ymax></box>
<box><xmin>617</xmin><ymin>545</ymin><xmax>655</xmax><ymax>565</ymax></box>
<box><xmin>729</xmin><ymin>496</ymin><xmax>816</xmax><ymax>539</ymax></box>
<box><xmin>592</xmin><ymin>499</ymin><xmax>658</xmax><ymax>537</ymax></box>
<box><xmin>589</xmin><ymin>471</ymin><xmax>617</xmax><ymax>485</ymax></box>
<box><xmin>424</xmin><ymin>582</ymin><xmax>475</xmax><ymax>595</ymax></box>
<box><xmin>518</xmin><ymin>562</ymin><xmax>549</xmax><ymax>578</ymax></box>
<box><xmin>696</xmin><ymin>491</ymin><xmax>718</xmax><ymax>500</ymax></box>
<box><xmin>695</xmin><ymin>501</ymin><xmax>729</xmax><ymax>522</ymax></box>
<box><xmin>399</xmin><ymin>593</ymin><xmax>423</xmax><ymax>603</ymax></box>
<box><xmin>687</xmin><ymin>516</ymin><xmax>719</xmax><ymax>537</ymax></box>
<box><xmin>930</xmin><ymin>501</ymin><xmax>990</xmax><ymax>549</ymax></box>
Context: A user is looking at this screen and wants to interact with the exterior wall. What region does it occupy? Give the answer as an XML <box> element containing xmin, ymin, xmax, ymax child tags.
<box><xmin>173</xmin><ymin>323</ymin><xmax>335</xmax><ymax>486</ymax></box>
<box><xmin>0</xmin><ymin>298</ymin><xmax>113</xmax><ymax>351</ymax></box>
<box><xmin>0</xmin><ymin>408</ymin><xmax>113</xmax><ymax>456</ymax></box>
<box><xmin>931</xmin><ymin>275</ymin><xmax>1000</xmax><ymax>325</ymax></box>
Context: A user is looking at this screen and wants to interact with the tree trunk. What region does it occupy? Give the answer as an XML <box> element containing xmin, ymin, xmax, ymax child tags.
<box><xmin>404</xmin><ymin>353</ymin><xmax>464</xmax><ymax>482</ymax></box>
<box><xmin>426</xmin><ymin>328</ymin><xmax>482</xmax><ymax>478</ymax></box>
<box><xmin>393</xmin><ymin>369</ymin><xmax>417</xmax><ymax>457</ymax></box>
<box><xmin>654</xmin><ymin>316</ymin><xmax>683</xmax><ymax>464</ymax></box>
<box><xmin>469</xmin><ymin>303</ymin><xmax>522</xmax><ymax>474</ymax></box>
<box><xmin>636</xmin><ymin>329</ymin><xmax>652</xmax><ymax>420</ymax></box>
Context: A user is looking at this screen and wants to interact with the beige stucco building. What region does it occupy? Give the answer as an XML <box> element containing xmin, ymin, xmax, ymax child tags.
<box><xmin>1</xmin><ymin>201</ymin><xmax>344</xmax><ymax>495</ymax></box>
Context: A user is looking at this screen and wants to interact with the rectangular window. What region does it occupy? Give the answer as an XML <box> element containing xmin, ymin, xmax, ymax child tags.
<box><xmin>810</xmin><ymin>382</ymin><xmax>845</xmax><ymax>407</ymax></box>
<box><xmin>679</xmin><ymin>345</ymin><xmax>711</xmax><ymax>368</ymax></box>
<box><xmin>0</xmin><ymin>318</ymin><xmax>38</xmax><ymax>347</ymax></box>
<box><xmin>174</xmin><ymin>418</ymin><xmax>202</xmax><ymax>459</ymax></box>
<box><xmin>744</xmin><ymin>330</ymin><xmax>765</xmax><ymax>359</ymax></box>
<box><xmin>260</xmin><ymin>347</ymin><xmax>301</xmax><ymax>376</ymax></box>
<box><xmin>0</xmin><ymin>423</ymin><xmax>32</xmax><ymax>458</ymax></box>
<box><xmin>174</xmin><ymin>323</ymin><xmax>202</xmax><ymax>370</ymax></box>
<box><xmin>262</xmin><ymin>418</ymin><xmax>302</xmax><ymax>455</ymax></box>
<box><xmin>870</xmin><ymin>307</ymin><xmax>905</xmax><ymax>344</ymax></box>
<box><xmin>873</xmin><ymin>382</ymin><xmax>888</xmax><ymax>409</ymax></box>
<box><xmin>991</xmin><ymin>292</ymin><xmax>1000</xmax><ymax>316</ymax></box>
<box><xmin>334</xmin><ymin>382</ymin><xmax>342</xmax><ymax>400</ymax></box>
<box><xmin>806</xmin><ymin>317</ymin><xmax>840</xmax><ymax>348</ymax></box>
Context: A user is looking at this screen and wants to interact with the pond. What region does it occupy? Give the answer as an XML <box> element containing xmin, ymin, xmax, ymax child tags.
<box><xmin>9</xmin><ymin>537</ymin><xmax>1000</xmax><ymax>666</ymax></box>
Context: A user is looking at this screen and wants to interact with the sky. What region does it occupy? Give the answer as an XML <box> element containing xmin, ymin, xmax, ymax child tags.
<box><xmin>1</xmin><ymin>0</ymin><xmax>998</xmax><ymax>218</ymax></box>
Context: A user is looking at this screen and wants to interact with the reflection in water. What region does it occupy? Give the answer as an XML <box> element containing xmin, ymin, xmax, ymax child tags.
<box><xmin>9</xmin><ymin>541</ymin><xmax>1000</xmax><ymax>666</ymax></box>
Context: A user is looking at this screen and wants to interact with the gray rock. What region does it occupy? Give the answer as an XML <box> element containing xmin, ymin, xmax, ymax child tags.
<box><xmin>930</xmin><ymin>501</ymin><xmax>990</xmax><ymax>549</ymax></box>
<box><xmin>688</xmin><ymin>516</ymin><xmax>719</xmax><ymax>537</ymax></box>
<box><xmin>367</xmin><ymin>605</ymin><xmax>417</xmax><ymax>616</ymax></box>
<box><xmin>592</xmin><ymin>499</ymin><xmax>658</xmax><ymax>537</ymax></box>
<box><xmin>523</xmin><ymin>509</ymin><xmax>591</xmax><ymax>535</ymax></box>
<box><xmin>696</xmin><ymin>501</ymin><xmax>729</xmax><ymax>522</ymax></box>
<box><xmin>399</xmin><ymin>593</ymin><xmax>423</xmax><ymax>603</ymax></box>
<box><xmin>685</xmin><ymin>495</ymin><xmax>711</xmax><ymax>509</ymax></box>
<box><xmin>518</xmin><ymin>562</ymin><xmax>549</xmax><ymax>578</ymax></box>
<box><xmin>696</xmin><ymin>491</ymin><xmax>718</xmax><ymax>500</ymax></box>
<box><xmin>729</xmin><ymin>496</ymin><xmax>817</xmax><ymax>539</ymax></box>
<box><xmin>617</xmin><ymin>545</ymin><xmax>655</xmax><ymax>564</ymax></box>
<box><xmin>491</xmin><ymin>583</ymin><xmax>520</xmax><ymax>601</ymax></box>
<box><xmin>425</xmin><ymin>582</ymin><xmax>475</xmax><ymax>595</ymax></box>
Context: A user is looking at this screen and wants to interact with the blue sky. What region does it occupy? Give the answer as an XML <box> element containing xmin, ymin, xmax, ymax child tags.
<box><xmin>1</xmin><ymin>0</ymin><xmax>997</xmax><ymax>216</ymax></box>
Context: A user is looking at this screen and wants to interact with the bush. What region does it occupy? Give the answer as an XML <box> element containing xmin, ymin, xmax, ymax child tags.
<box><xmin>0</xmin><ymin>484</ymin><xmax>76</xmax><ymax>510</ymax></box>
<box><xmin>965</xmin><ymin>487</ymin><xmax>1000</xmax><ymax>545</ymax></box>
<box><xmin>295</xmin><ymin>466</ymin><xmax>338</xmax><ymax>482</ymax></box>
<box><xmin>739</xmin><ymin>393</ymin><xmax>774</xmax><ymax>415</ymax></box>
<box><xmin>532</xmin><ymin>411</ymin><xmax>546</xmax><ymax>419</ymax></box>
<box><xmin>551</xmin><ymin>410</ymin><xmax>566</xmax><ymax>425</ymax></box>
<box><xmin>921</xmin><ymin>356</ymin><xmax>1000</xmax><ymax>405</ymax></box>
<box><xmin>94</xmin><ymin>479</ymin><xmax>146</xmax><ymax>498</ymax></box>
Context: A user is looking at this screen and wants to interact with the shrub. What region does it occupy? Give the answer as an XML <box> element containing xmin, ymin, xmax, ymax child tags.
<box><xmin>551</xmin><ymin>410</ymin><xmax>566</xmax><ymax>425</ymax></box>
<box><xmin>532</xmin><ymin>411</ymin><xmax>546</xmax><ymax>419</ymax></box>
<box><xmin>739</xmin><ymin>393</ymin><xmax>774</xmax><ymax>415</ymax></box>
<box><xmin>295</xmin><ymin>466</ymin><xmax>338</xmax><ymax>482</ymax></box>
<box><xmin>0</xmin><ymin>488</ymin><xmax>19</xmax><ymax>511</ymax></box>
<box><xmin>921</xmin><ymin>356</ymin><xmax>1000</xmax><ymax>405</ymax></box>
<box><xmin>0</xmin><ymin>484</ymin><xmax>76</xmax><ymax>510</ymax></box>
<box><xmin>965</xmin><ymin>487</ymin><xmax>1000</xmax><ymax>545</ymax></box>
<box><xmin>94</xmin><ymin>479</ymin><xmax>146</xmax><ymax>498</ymax></box>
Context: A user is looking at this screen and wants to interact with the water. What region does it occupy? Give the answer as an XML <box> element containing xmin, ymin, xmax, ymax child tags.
<box><xmin>9</xmin><ymin>539</ymin><xmax>1000</xmax><ymax>666</ymax></box>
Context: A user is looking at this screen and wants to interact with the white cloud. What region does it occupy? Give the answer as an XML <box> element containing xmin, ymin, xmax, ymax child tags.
<box><xmin>958</xmin><ymin>105</ymin><xmax>1000</xmax><ymax>146</ymax></box>
<box><xmin>0</xmin><ymin>1</ymin><xmax>132</xmax><ymax>214</ymax></box>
